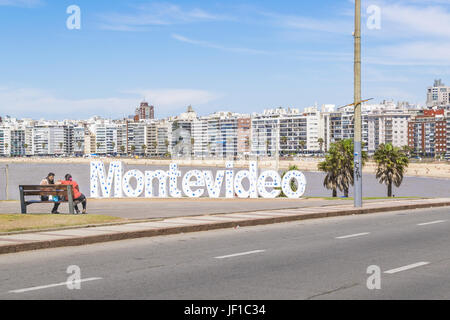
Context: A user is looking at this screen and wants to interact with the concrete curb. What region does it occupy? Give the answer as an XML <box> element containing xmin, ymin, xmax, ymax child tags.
<box><xmin>1</xmin><ymin>199</ymin><xmax>449</xmax><ymax>255</ymax></box>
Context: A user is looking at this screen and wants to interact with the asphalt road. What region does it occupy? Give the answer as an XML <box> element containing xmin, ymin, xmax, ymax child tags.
<box><xmin>1</xmin><ymin>206</ymin><xmax>450</xmax><ymax>300</ymax></box>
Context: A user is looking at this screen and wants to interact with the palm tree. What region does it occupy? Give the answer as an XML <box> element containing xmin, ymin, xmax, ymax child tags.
<box><xmin>299</xmin><ymin>140</ymin><xmax>307</xmax><ymax>155</ymax></box>
<box><xmin>130</xmin><ymin>145</ymin><xmax>136</xmax><ymax>155</ymax></box>
<box><xmin>120</xmin><ymin>145</ymin><xmax>125</xmax><ymax>155</ymax></box>
<box><xmin>207</xmin><ymin>142</ymin><xmax>213</xmax><ymax>158</ymax></box>
<box><xmin>318</xmin><ymin>147</ymin><xmax>340</xmax><ymax>197</ymax></box>
<box><xmin>374</xmin><ymin>143</ymin><xmax>409</xmax><ymax>197</ymax></box>
<box><xmin>402</xmin><ymin>145</ymin><xmax>413</xmax><ymax>158</ymax></box>
<box><xmin>142</xmin><ymin>144</ymin><xmax>147</xmax><ymax>156</ymax></box>
<box><xmin>164</xmin><ymin>139</ymin><xmax>171</xmax><ymax>158</ymax></box>
<box><xmin>96</xmin><ymin>142</ymin><xmax>101</xmax><ymax>153</ymax></box>
<box><xmin>318</xmin><ymin>139</ymin><xmax>368</xmax><ymax>198</ymax></box>
<box><xmin>334</xmin><ymin>139</ymin><xmax>368</xmax><ymax>197</ymax></box>
<box><xmin>152</xmin><ymin>141</ymin><xmax>158</xmax><ymax>156</ymax></box>
<box><xmin>318</xmin><ymin>138</ymin><xmax>324</xmax><ymax>154</ymax></box>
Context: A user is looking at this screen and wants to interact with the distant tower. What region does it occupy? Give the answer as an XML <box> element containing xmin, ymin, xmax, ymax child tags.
<box><xmin>135</xmin><ymin>101</ymin><xmax>155</xmax><ymax>120</ymax></box>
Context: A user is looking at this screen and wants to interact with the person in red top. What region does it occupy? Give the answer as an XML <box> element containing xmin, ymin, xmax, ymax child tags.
<box><xmin>60</xmin><ymin>174</ymin><xmax>87</xmax><ymax>214</ymax></box>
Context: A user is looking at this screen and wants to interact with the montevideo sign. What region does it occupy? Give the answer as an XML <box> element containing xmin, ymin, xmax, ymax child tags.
<box><xmin>90</xmin><ymin>161</ymin><xmax>307</xmax><ymax>199</ymax></box>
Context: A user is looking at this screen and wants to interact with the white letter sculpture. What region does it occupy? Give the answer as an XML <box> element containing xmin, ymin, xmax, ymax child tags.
<box><xmin>90</xmin><ymin>161</ymin><xmax>123</xmax><ymax>198</ymax></box>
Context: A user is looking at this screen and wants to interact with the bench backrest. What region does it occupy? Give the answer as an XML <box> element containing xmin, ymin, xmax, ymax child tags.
<box><xmin>19</xmin><ymin>185</ymin><xmax>72</xmax><ymax>198</ymax></box>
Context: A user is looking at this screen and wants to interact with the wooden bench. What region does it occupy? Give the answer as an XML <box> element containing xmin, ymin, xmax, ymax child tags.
<box><xmin>19</xmin><ymin>185</ymin><xmax>75</xmax><ymax>214</ymax></box>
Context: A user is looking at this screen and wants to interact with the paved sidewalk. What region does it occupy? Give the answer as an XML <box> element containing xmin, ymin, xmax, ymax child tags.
<box><xmin>1</xmin><ymin>197</ymin><xmax>449</xmax><ymax>255</ymax></box>
<box><xmin>0</xmin><ymin>197</ymin><xmax>417</xmax><ymax>219</ymax></box>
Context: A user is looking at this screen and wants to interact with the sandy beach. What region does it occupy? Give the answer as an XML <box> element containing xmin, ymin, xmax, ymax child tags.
<box><xmin>0</xmin><ymin>157</ymin><xmax>449</xmax><ymax>179</ymax></box>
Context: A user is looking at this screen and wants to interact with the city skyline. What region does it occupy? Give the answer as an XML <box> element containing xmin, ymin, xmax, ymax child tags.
<box><xmin>1</xmin><ymin>0</ymin><xmax>450</xmax><ymax>120</ymax></box>
<box><xmin>1</xmin><ymin>99</ymin><xmax>448</xmax><ymax>160</ymax></box>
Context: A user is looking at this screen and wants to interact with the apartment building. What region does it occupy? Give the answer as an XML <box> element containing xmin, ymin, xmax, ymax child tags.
<box><xmin>427</xmin><ymin>79</ymin><xmax>450</xmax><ymax>108</ymax></box>
<box><xmin>156</xmin><ymin>122</ymin><xmax>170</xmax><ymax>157</ymax></box>
<box><xmin>91</xmin><ymin>124</ymin><xmax>118</xmax><ymax>155</ymax></box>
<box><xmin>367</xmin><ymin>103</ymin><xmax>410</xmax><ymax>154</ymax></box>
<box><xmin>73</xmin><ymin>127</ymin><xmax>85</xmax><ymax>155</ymax></box>
<box><xmin>251</xmin><ymin>108</ymin><xmax>310</xmax><ymax>157</ymax></box>
<box><xmin>10</xmin><ymin>129</ymin><xmax>26</xmax><ymax>156</ymax></box>
<box><xmin>237</xmin><ymin>117</ymin><xmax>251</xmax><ymax>158</ymax></box>
<box><xmin>446</xmin><ymin>110</ymin><xmax>450</xmax><ymax>160</ymax></box>
<box><xmin>135</xmin><ymin>101</ymin><xmax>155</xmax><ymax>120</ymax></box>
<box><xmin>408</xmin><ymin>109</ymin><xmax>447</xmax><ymax>157</ymax></box>
<box><xmin>192</xmin><ymin>118</ymin><xmax>208</xmax><ymax>158</ymax></box>
<box><xmin>0</xmin><ymin>126</ymin><xmax>10</xmax><ymax>156</ymax></box>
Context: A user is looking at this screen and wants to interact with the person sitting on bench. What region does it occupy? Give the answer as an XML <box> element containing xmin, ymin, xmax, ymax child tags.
<box><xmin>40</xmin><ymin>172</ymin><xmax>61</xmax><ymax>214</ymax></box>
<box><xmin>59</xmin><ymin>174</ymin><xmax>87</xmax><ymax>214</ymax></box>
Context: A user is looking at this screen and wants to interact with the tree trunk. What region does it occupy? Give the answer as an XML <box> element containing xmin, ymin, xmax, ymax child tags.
<box><xmin>332</xmin><ymin>188</ymin><xmax>337</xmax><ymax>198</ymax></box>
<box><xmin>344</xmin><ymin>186</ymin><xmax>349</xmax><ymax>198</ymax></box>
<box><xmin>388</xmin><ymin>181</ymin><xmax>392</xmax><ymax>197</ymax></box>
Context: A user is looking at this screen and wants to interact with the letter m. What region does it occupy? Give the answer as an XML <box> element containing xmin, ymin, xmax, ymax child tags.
<box><xmin>90</xmin><ymin>161</ymin><xmax>123</xmax><ymax>198</ymax></box>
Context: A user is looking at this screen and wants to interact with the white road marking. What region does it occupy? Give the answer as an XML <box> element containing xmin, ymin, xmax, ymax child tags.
<box><xmin>9</xmin><ymin>277</ymin><xmax>103</xmax><ymax>294</ymax></box>
<box><xmin>335</xmin><ymin>232</ymin><xmax>370</xmax><ymax>239</ymax></box>
<box><xmin>417</xmin><ymin>220</ymin><xmax>446</xmax><ymax>226</ymax></box>
<box><xmin>215</xmin><ymin>250</ymin><xmax>266</xmax><ymax>259</ymax></box>
<box><xmin>384</xmin><ymin>262</ymin><xmax>430</xmax><ymax>274</ymax></box>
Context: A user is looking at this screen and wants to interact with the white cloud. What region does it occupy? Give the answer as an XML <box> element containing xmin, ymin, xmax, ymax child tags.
<box><xmin>0</xmin><ymin>87</ymin><xmax>220</xmax><ymax>119</ymax></box>
<box><xmin>359</xmin><ymin>1</ymin><xmax>450</xmax><ymax>66</ymax></box>
<box><xmin>124</xmin><ymin>88</ymin><xmax>220</xmax><ymax>109</ymax></box>
<box><xmin>0</xmin><ymin>0</ymin><xmax>42</xmax><ymax>7</ymax></box>
<box><xmin>375</xmin><ymin>2</ymin><xmax>450</xmax><ymax>38</ymax></box>
<box><xmin>171</xmin><ymin>34</ymin><xmax>271</xmax><ymax>55</ymax></box>
<box><xmin>262</xmin><ymin>11</ymin><xmax>352</xmax><ymax>34</ymax></box>
<box><xmin>367</xmin><ymin>42</ymin><xmax>450</xmax><ymax>66</ymax></box>
<box><xmin>99</xmin><ymin>3</ymin><xmax>229</xmax><ymax>31</ymax></box>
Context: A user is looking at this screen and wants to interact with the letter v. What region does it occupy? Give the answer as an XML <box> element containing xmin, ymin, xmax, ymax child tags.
<box><xmin>203</xmin><ymin>170</ymin><xmax>224</xmax><ymax>198</ymax></box>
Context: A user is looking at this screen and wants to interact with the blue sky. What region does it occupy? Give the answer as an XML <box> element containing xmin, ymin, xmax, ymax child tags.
<box><xmin>1</xmin><ymin>0</ymin><xmax>449</xmax><ymax>120</ymax></box>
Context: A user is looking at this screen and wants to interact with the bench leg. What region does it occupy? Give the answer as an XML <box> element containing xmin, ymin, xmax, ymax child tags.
<box><xmin>19</xmin><ymin>187</ymin><xmax>27</xmax><ymax>214</ymax></box>
<box><xmin>67</xmin><ymin>186</ymin><xmax>75</xmax><ymax>214</ymax></box>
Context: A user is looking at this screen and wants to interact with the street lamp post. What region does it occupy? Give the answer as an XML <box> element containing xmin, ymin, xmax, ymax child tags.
<box><xmin>354</xmin><ymin>0</ymin><xmax>363</xmax><ymax>208</ymax></box>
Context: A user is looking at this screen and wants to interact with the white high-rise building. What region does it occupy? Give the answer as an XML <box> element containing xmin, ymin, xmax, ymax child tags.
<box><xmin>0</xmin><ymin>126</ymin><xmax>10</xmax><ymax>156</ymax></box>
<box><xmin>91</xmin><ymin>124</ymin><xmax>118</xmax><ymax>155</ymax></box>
<box><xmin>304</xmin><ymin>106</ymin><xmax>320</xmax><ymax>152</ymax></box>
<box><xmin>427</xmin><ymin>79</ymin><xmax>450</xmax><ymax>108</ymax></box>
<box><xmin>32</xmin><ymin>126</ymin><xmax>65</xmax><ymax>156</ymax></box>
<box><xmin>366</xmin><ymin>103</ymin><xmax>410</xmax><ymax>153</ymax></box>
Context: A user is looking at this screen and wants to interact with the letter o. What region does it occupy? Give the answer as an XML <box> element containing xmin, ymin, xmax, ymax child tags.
<box><xmin>122</xmin><ymin>170</ymin><xmax>144</xmax><ymax>198</ymax></box>
<box><xmin>281</xmin><ymin>171</ymin><xmax>307</xmax><ymax>198</ymax></box>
